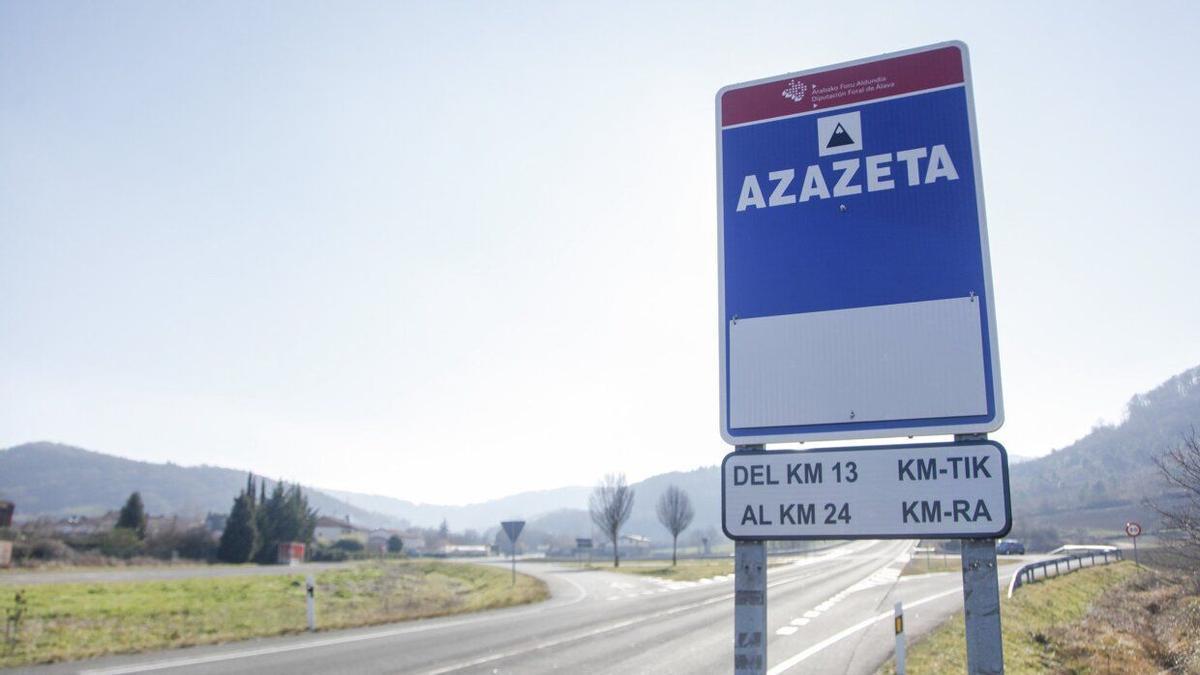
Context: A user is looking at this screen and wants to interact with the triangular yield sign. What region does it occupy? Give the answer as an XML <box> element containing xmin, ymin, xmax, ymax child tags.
<box><xmin>501</xmin><ymin>520</ymin><xmax>525</xmax><ymax>543</ymax></box>
<box><xmin>827</xmin><ymin>123</ymin><xmax>855</xmax><ymax>148</ymax></box>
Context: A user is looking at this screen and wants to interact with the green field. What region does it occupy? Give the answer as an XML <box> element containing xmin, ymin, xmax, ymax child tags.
<box><xmin>880</xmin><ymin>562</ymin><xmax>1152</xmax><ymax>674</ymax></box>
<box><xmin>583</xmin><ymin>557</ymin><xmax>797</xmax><ymax>583</ymax></box>
<box><xmin>584</xmin><ymin>559</ymin><xmax>735</xmax><ymax>582</ymax></box>
<box><xmin>0</xmin><ymin>560</ymin><xmax>547</xmax><ymax>668</ymax></box>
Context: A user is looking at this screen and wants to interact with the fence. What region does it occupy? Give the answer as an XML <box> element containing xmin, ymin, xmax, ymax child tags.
<box><xmin>1007</xmin><ymin>547</ymin><xmax>1124</xmax><ymax>598</ymax></box>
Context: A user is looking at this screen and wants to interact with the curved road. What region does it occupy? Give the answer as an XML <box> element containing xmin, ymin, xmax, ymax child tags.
<box><xmin>11</xmin><ymin>541</ymin><xmax>1023</xmax><ymax>675</ymax></box>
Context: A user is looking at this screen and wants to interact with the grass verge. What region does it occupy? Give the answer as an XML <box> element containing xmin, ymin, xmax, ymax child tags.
<box><xmin>582</xmin><ymin>558</ymin><xmax>793</xmax><ymax>582</ymax></box>
<box><xmin>584</xmin><ymin>559</ymin><xmax>736</xmax><ymax>582</ymax></box>
<box><xmin>899</xmin><ymin>554</ymin><xmax>1025</xmax><ymax>577</ymax></box>
<box><xmin>0</xmin><ymin>560</ymin><xmax>547</xmax><ymax>668</ymax></box>
<box><xmin>879</xmin><ymin>561</ymin><xmax>1200</xmax><ymax>674</ymax></box>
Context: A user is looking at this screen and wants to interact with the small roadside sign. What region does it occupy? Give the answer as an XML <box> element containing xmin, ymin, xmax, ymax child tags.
<box><xmin>500</xmin><ymin>520</ymin><xmax>526</xmax><ymax>586</ymax></box>
<box><xmin>1126</xmin><ymin>521</ymin><xmax>1143</xmax><ymax>568</ymax></box>
<box><xmin>575</xmin><ymin>538</ymin><xmax>593</xmax><ymax>549</ymax></box>
<box><xmin>721</xmin><ymin>441</ymin><xmax>1011</xmax><ymax>540</ymax></box>
<box><xmin>717</xmin><ymin>41</ymin><xmax>1003</xmax><ymax>444</ymax></box>
<box><xmin>501</xmin><ymin>520</ymin><xmax>525</xmax><ymax>543</ymax></box>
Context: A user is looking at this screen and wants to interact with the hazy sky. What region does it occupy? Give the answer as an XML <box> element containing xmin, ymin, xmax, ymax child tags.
<box><xmin>3</xmin><ymin>2</ymin><xmax>1198</xmax><ymax>505</ymax></box>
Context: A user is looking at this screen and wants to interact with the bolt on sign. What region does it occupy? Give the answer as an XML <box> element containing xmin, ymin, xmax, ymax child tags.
<box><xmin>717</xmin><ymin>41</ymin><xmax>1003</xmax><ymax>445</ymax></box>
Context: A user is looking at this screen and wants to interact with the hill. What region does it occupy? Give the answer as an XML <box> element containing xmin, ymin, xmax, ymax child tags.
<box><xmin>0</xmin><ymin>442</ymin><xmax>400</xmax><ymax>528</ymax></box>
<box><xmin>1008</xmin><ymin>364</ymin><xmax>1200</xmax><ymax>546</ymax></box>
<box><xmin>0</xmin><ymin>441</ymin><xmax>724</xmax><ymax>544</ymax></box>
<box><xmin>321</xmin><ymin>484</ymin><xmax>594</xmax><ymax>532</ymax></box>
<box><xmin>324</xmin><ymin>465</ymin><xmax>726</xmax><ymax>543</ymax></box>
<box><xmin>6</xmin><ymin>365</ymin><xmax>1195</xmax><ymax>551</ymax></box>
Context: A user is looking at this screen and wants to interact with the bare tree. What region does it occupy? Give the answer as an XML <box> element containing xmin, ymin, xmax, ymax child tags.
<box><xmin>589</xmin><ymin>473</ymin><xmax>635</xmax><ymax>568</ymax></box>
<box><xmin>656</xmin><ymin>485</ymin><xmax>694</xmax><ymax>566</ymax></box>
<box><xmin>1151</xmin><ymin>428</ymin><xmax>1200</xmax><ymax>568</ymax></box>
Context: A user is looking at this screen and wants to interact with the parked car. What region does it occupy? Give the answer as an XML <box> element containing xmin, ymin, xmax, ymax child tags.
<box><xmin>996</xmin><ymin>539</ymin><xmax>1025</xmax><ymax>555</ymax></box>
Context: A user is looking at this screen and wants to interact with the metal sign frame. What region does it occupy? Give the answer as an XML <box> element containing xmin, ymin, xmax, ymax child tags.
<box><xmin>716</xmin><ymin>40</ymin><xmax>1004</xmax><ymax>445</ymax></box>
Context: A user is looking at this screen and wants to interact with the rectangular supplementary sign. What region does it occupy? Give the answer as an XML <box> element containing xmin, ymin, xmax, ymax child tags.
<box><xmin>717</xmin><ymin>41</ymin><xmax>1003</xmax><ymax>444</ymax></box>
<box><xmin>722</xmin><ymin>441</ymin><xmax>1011</xmax><ymax>540</ymax></box>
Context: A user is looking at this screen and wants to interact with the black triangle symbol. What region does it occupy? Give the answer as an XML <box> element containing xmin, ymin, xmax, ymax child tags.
<box><xmin>827</xmin><ymin>123</ymin><xmax>855</xmax><ymax>148</ymax></box>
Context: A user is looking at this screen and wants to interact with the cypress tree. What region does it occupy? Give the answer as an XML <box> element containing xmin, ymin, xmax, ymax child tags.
<box><xmin>255</xmin><ymin>482</ymin><xmax>286</xmax><ymax>564</ymax></box>
<box><xmin>116</xmin><ymin>491</ymin><xmax>148</xmax><ymax>539</ymax></box>
<box><xmin>217</xmin><ymin>491</ymin><xmax>258</xmax><ymax>563</ymax></box>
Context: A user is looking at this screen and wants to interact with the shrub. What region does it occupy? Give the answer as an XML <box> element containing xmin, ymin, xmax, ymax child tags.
<box><xmin>14</xmin><ymin>538</ymin><xmax>76</xmax><ymax>562</ymax></box>
<box><xmin>333</xmin><ymin>538</ymin><xmax>364</xmax><ymax>552</ymax></box>
<box><xmin>97</xmin><ymin>528</ymin><xmax>143</xmax><ymax>559</ymax></box>
<box><xmin>309</xmin><ymin>546</ymin><xmax>348</xmax><ymax>562</ymax></box>
<box><xmin>144</xmin><ymin>527</ymin><xmax>218</xmax><ymax>561</ymax></box>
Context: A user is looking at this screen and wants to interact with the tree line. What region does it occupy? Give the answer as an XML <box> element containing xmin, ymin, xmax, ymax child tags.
<box><xmin>218</xmin><ymin>474</ymin><xmax>317</xmax><ymax>564</ymax></box>
<box><xmin>588</xmin><ymin>473</ymin><xmax>694</xmax><ymax>567</ymax></box>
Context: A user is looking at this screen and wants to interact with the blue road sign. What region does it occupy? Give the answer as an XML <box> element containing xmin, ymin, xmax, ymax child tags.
<box><xmin>501</xmin><ymin>520</ymin><xmax>525</xmax><ymax>543</ymax></box>
<box><xmin>717</xmin><ymin>42</ymin><xmax>1003</xmax><ymax>444</ymax></box>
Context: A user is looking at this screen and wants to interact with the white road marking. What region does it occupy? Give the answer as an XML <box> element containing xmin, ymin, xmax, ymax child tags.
<box><xmin>767</xmin><ymin>586</ymin><xmax>961</xmax><ymax>675</ymax></box>
<box><xmin>421</xmin><ymin>548</ymin><xmax>864</xmax><ymax>675</ymax></box>
<box><xmin>775</xmin><ymin>626</ymin><xmax>799</xmax><ymax>636</ymax></box>
<box><xmin>790</xmin><ymin>618</ymin><xmax>810</xmax><ymax>626</ymax></box>
<box><xmin>418</xmin><ymin>589</ymin><xmax>738</xmax><ymax>675</ymax></box>
<box><xmin>803</xmin><ymin>610</ymin><xmax>820</xmax><ymax>618</ymax></box>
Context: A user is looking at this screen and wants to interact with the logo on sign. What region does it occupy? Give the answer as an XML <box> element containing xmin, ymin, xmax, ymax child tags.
<box><xmin>817</xmin><ymin>111</ymin><xmax>862</xmax><ymax>156</ymax></box>
<box><xmin>782</xmin><ymin>79</ymin><xmax>807</xmax><ymax>103</ymax></box>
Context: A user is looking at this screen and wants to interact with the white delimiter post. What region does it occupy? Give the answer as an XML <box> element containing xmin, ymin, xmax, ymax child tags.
<box><xmin>734</xmin><ymin>444</ymin><xmax>767</xmax><ymax>675</ymax></box>
<box><xmin>306</xmin><ymin>574</ymin><xmax>316</xmax><ymax>632</ymax></box>
<box><xmin>956</xmin><ymin>433</ymin><xmax>1004</xmax><ymax>674</ymax></box>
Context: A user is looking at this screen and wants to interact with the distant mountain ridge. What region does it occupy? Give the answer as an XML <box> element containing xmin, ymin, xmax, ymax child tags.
<box><xmin>0</xmin><ymin>441</ymin><xmax>724</xmax><ymax>539</ymax></box>
<box><xmin>4</xmin><ymin>364</ymin><xmax>1196</xmax><ymax>548</ymax></box>
<box><xmin>320</xmin><ymin>485</ymin><xmax>595</xmax><ymax>532</ymax></box>
<box><xmin>0</xmin><ymin>442</ymin><xmax>401</xmax><ymax>528</ymax></box>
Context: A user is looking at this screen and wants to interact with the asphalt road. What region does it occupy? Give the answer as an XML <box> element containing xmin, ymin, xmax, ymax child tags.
<box><xmin>10</xmin><ymin>541</ymin><xmax>1026</xmax><ymax>675</ymax></box>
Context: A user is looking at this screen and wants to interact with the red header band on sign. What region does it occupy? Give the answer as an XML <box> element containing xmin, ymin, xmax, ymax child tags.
<box><xmin>720</xmin><ymin>45</ymin><xmax>965</xmax><ymax>127</ymax></box>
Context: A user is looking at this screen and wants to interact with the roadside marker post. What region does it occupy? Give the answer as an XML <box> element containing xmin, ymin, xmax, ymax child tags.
<box><xmin>894</xmin><ymin>601</ymin><xmax>906</xmax><ymax>675</ymax></box>
<box><xmin>501</xmin><ymin>520</ymin><xmax>526</xmax><ymax>587</ymax></box>
<box><xmin>305</xmin><ymin>574</ymin><xmax>316</xmax><ymax>632</ymax></box>
<box><xmin>717</xmin><ymin>41</ymin><xmax>1008</xmax><ymax>675</ymax></box>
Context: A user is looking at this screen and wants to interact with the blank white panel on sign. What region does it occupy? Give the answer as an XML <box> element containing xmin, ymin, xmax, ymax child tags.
<box><xmin>729</xmin><ymin>297</ymin><xmax>987</xmax><ymax>429</ymax></box>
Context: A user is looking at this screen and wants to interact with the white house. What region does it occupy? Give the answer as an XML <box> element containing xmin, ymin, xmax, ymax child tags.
<box><xmin>314</xmin><ymin>516</ymin><xmax>367</xmax><ymax>544</ymax></box>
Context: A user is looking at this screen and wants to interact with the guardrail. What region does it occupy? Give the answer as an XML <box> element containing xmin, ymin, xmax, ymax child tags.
<box><xmin>1007</xmin><ymin>547</ymin><xmax>1124</xmax><ymax>598</ymax></box>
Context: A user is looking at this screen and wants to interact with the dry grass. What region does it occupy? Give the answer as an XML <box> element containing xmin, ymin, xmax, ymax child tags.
<box><xmin>0</xmin><ymin>560</ymin><xmax>547</xmax><ymax>668</ymax></box>
<box><xmin>1053</xmin><ymin>570</ymin><xmax>1200</xmax><ymax>673</ymax></box>
<box><xmin>879</xmin><ymin>561</ymin><xmax>1200</xmax><ymax>674</ymax></box>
